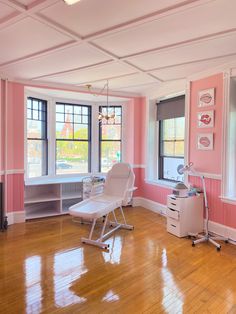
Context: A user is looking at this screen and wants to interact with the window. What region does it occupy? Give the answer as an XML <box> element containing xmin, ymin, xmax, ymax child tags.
<box><xmin>157</xmin><ymin>96</ymin><xmax>185</xmax><ymax>182</ymax></box>
<box><xmin>99</xmin><ymin>106</ymin><xmax>122</xmax><ymax>172</ymax></box>
<box><xmin>56</xmin><ymin>103</ymin><xmax>91</xmax><ymax>174</ymax></box>
<box><xmin>27</xmin><ymin>97</ymin><xmax>47</xmax><ymax>178</ymax></box>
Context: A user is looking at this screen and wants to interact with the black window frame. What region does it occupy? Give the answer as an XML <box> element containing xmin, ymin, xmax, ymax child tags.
<box><xmin>99</xmin><ymin>106</ymin><xmax>122</xmax><ymax>172</ymax></box>
<box><xmin>27</xmin><ymin>97</ymin><xmax>48</xmax><ymax>177</ymax></box>
<box><xmin>55</xmin><ymin>102</ymin><xmax>92</xmax><ymax>174</ymax></box>
<box><xmin>158</xmin><ymin>117</ymin><xmax>185</xmax><ymax>182</ymax></box>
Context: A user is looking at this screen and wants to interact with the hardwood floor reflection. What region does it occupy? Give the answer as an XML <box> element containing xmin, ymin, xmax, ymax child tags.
<box><xmin>0</xmin><ymin>206</ymin><xmax>236</xmax><ymax>313</ymax></box>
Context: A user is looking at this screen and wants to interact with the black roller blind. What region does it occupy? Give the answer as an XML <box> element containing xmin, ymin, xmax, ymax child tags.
<box><xmin>157</xmin><ymin>95</ymin><xmax>185</xmax><ymax>120</ymax></box>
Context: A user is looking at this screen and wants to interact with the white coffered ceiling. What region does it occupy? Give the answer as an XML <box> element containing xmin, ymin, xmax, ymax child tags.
<box><xmin>0</xmin><ymin>0</ymin><xmax>236</xmax><ymax>95</ymax></box>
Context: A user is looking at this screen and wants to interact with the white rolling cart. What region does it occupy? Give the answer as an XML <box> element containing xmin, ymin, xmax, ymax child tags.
<box><xmin>166</xmin><ymin>194</ymin><xmax>204</xmax><ymax>238</ymax></box>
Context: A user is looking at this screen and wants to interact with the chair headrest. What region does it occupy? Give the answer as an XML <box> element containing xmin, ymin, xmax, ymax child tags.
<box><xmin>109</xmin><ymin>163</ymin><xmax>131</xmax><ymax>178</ymax></box>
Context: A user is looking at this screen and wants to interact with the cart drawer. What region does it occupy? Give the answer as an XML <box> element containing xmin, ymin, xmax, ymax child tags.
<box><xmin>167</xmin><ymin>207</ymin><xmax>179</xmax><ymax>220</ymax></box>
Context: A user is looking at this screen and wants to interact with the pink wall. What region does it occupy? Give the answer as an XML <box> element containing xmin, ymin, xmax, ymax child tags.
<box><xmin>0</xmin><ymin>80</ymin><xmax>25</xmax><ymax>213</ymax></box>
<box><xmin>188</xmin><ymin>73</ymin><xmax>236</xmax><ymax>229</ymax></box>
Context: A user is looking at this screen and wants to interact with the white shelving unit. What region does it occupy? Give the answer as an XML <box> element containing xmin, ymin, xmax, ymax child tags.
<box><xmin>24</xmin><ymin>178</ymin><xmax>83</xmax><ymax>219</ymax></box>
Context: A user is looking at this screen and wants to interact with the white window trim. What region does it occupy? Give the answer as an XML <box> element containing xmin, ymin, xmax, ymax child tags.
<box><xmin>24</xmin><ymin>89</ymin><xmax>127</xmax><ymax>183</ymax></box>
<box><xmin>221</xmin><ymin>69</ymin><xmax>236</xmax><ymax>205</ymax></box>
<box><xmin>146</xmin><ymin>90</ymin><xmax>187</xmax><ymax>188</ymax></box>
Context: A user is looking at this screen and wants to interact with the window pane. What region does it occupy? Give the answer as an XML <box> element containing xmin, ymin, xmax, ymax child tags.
<box><xmin>174</xmin><ymin>141</ymin><xmax>184</xmax><ymax>156</ymax></box>
<box><xmin>115</xmin><ymin>107</ymin><xmax>121</xmax><ymax>116</ymax></box>
<box><xmin>27</xmin><ymin>99</ymin><xmax>32</xmax><ymax>109</ymax></box>
<box><xmin>27</xmin><ymin>140</ymin><xmax>47</xmax><ymax>178</ymax></box>
<box><xmin>162</xmin><ymin>141</ymin><xmax>175</xmax><ymax>156</ymax></box>
<box><xmin>115</xmin><ymin>115</ymin><xmax>121</xmax><ymax>124</ymax></box>
<box><xmin>163</xmin><ymin>119</ymin><xmax>175</xmax><ymax>140</ymax></box>
<box><xmin>74</xmin><ymin>114</ymin><xmax>81</xmax><ymax>123</ymax></box>
<box><xmin>175</xmin><ymin>117</ymin><xmax>185</xmax><ymax>139</ymax></box>
<box><xmin>163</xmin><ymin>157</ymin><xmax>184</xmax><ymax>181</ymax></box>
<box><xmin>82</xmin><ymin>116</ymin><xmax>88</xmax><ymax>124</ymax></box>
<box><xmin>27</xmin><ymin>120</ymin><xmax>43</xmax><ymax>139</ymax></box>
<box><xmin>56</xmin><ymin>113</ymin><xmax>64</xmax><ymax>122</ymax></box>
<box><xmin>100</xmin><ymin>141</ymin><xmax>121</xmax><ymax>173</ymax></box>
<box><xmin>64</xmin><ymin>105</ymin><xmax>73</xmax><ymax>114</ymax></box>
<box><xmin>74</xmin><ymin>106</ymin><xmax>81</xmax><ymax>114</ymax></box>
<box><xmin>56</xmin><ymin>141</ymin><xmax>89</xmax><ymax>174</ymax></box>
<box><xmin>27</xmin><ymin>109</ymin><xmax>32</xmax><ymax>119</ymax></box>
<box><xmin>32</xmin><ymin>100</ymin><xmax>38</xmax><ymax>110</ymax></box>
<box><xmin>74</xmin><ymin>124</ymin><xmax>88</xmax><ymax>140</ymax></box>
<box><xmin>101</xmin><ymin>125</ymin><xmax>121</xmax><ymax>140</ymax></box>
<box><xmin>33</xmin><ymin>110</ymin><xmax>39</xmax><ymax>120</ymax></box>
<box><xmin>56</xmin><ymin>104</ymin><xmax>64</xmax><ymax>113</ymax></box>
<box><xmin>56</xmin><ymin>122</ymin><xmax>73</xmax><ymax>139</ymax></box>
<box><xmin>82</xmin><ymin>107</ymin><xmax>88</xmax><ymax>115</ymax></box>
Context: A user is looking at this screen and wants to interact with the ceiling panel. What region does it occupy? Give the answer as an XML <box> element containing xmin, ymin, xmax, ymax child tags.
<box><xmin>128</xmin><ymin>32</ymin><xmax>236</xmax><ymax>70</ymax></box>
<box><xmin>93</xmin><ymin>0</ymin><xmax>236</xmax><ymax>57</ymax></box>
<box><xmin>0</xmin><ymin>2</ymin><xmax>18</xmax><ymax>21</ymax></box>
<box><xmin>39</xmin><ymin>0</ymin><xmax>185</xmax><ymax>37</ymax></box>
<box><xmin>35</xmin><ymin>62</ymin><xmax>137</xmax><ymax>85</ymax></box>
<box><xmin>151</xmin><ymin>55</ymin><xmax>236</xmax><ymax>81</ymax></box>
<box><xmin>83</xmin><ymin>73</ymin><xmax>157</xmax><ymax>89</ymax></box>
<box><xmin>1</xmin><ymin>44</ymin><xmax>111</xmax><ymax>79</ymax></box>
<box><xmin>115</xmin><ymin>82</ymin><xmax>160</xmax><ymax>94</ymax></box>
<box><xmin>0</xmin><ymin>17</ymin><xmax>74</xmax><ymax>64</ymax></box>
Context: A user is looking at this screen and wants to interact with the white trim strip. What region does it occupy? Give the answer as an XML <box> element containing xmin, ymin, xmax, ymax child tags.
<box><xmin>0</xmin><ymin>169</ymin><xmax>24</xmax><ymax>175</ymax></box>
<box><xmin>132</xmin><ymin>164</ymin><xmax>146</xmax><ymax>169</ymax></box>
<box><xmin>144</xmin><ymin>179</ymin><xmax>174</xmax><ymax>189</ymax></box>
<box><xmin>220</xmin><ymin>196</ymin><xmax>236</xmax><ymax>206</ymax></box>
<box><xmin>189</xmin><ymin>172</ymin><xmax>222</xmax><ymax>180</ymax></box>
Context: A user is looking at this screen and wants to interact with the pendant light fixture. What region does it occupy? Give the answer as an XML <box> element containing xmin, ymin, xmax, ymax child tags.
<box><xmin>98</xmin><ymin>80</ymin><xmax>115</xmax><ymax>122</ymax></box>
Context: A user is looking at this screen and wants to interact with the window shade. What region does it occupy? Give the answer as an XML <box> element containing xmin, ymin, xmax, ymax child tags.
<box><xmin>157</xmin><ymin>95</ymin><xmax>185</xmax><ymax>120</ymax></box>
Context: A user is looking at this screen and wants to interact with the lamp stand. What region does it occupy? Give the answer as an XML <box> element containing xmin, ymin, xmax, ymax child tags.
<box><xmin>188</xmin><ymin>175</ymin><xmax>228</xmax><ymax>251</ymax></box>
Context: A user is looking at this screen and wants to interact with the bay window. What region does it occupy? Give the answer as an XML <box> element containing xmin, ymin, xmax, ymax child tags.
<box><xmin>27</xmin><ymin>97</ymin><xmax>48</xmax><ymax>178</ymax></box>
<box><xmin>99</xmin><ymin>106</ymin><xmax>122</xmax><ymax>172</ymax></box>
<box><xmin>55</xmin><ymin>103</ymin><xmax>91</xmax><ymax>174</ymax></box>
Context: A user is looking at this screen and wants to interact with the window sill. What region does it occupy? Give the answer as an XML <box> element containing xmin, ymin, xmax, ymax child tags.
<box><xmin>145</xmin><ymin>179</ymin><xmax>177</xmax><ymax>189</ymax></box>
<box><xmin>220</xmin><ymin>196</ymin><xmax>236</xmax><ymax>205</ymax></box>
<box><xmin>25</xmin><ymin>173</ymin><xmax>106</xmax><ymax>185</ymax></box>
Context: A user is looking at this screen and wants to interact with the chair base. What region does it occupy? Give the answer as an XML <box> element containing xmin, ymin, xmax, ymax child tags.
<box><xmin>78</xmin><ymin>206</ymin><xmax>133</xmax><ymax>250</ymax></box>
<box><xmin>188</xmin><ymin>232</ymin><xmax>228</xmax><ymax>251</ymax></box>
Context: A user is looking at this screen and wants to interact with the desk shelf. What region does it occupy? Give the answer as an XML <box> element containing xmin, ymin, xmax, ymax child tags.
<box><xmin>24</xmin><ymin>180</ymin><xmax>83</xmax><ymax>220</ymax></box>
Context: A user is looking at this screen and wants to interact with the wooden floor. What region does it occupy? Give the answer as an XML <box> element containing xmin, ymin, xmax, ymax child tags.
<box><xmin>0</xmin><ymin>207</ymin><xmax>236</xmax><ymax>314</ymax></box>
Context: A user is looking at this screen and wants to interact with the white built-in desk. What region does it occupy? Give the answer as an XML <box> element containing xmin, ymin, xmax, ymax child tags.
<box><xmin>24</xmin><ymin>177</ymin><xmax>84</xmax><ymax>219</ymax></box>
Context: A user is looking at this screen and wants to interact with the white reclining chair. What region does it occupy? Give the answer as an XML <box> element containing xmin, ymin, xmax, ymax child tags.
<box><xmin>69</xmin><ymin>162</ymin><xmax>136</xmax><ymax>249</ymax></box>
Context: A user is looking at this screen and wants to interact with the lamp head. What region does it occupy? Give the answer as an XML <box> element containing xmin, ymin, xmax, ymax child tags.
<box><xmin>179</xmin><ymin>162</ymin><xmax>194</xmax><ymax>174</ymax></box>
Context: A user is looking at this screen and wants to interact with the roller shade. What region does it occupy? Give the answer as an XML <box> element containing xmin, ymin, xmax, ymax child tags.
<box><xmin>157</xmin><ymin>95</ymin><xmax>185</xmax><ymax>120</ymax></box>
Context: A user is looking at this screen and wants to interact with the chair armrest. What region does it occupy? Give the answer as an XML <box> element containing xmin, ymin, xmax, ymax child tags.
<box><xmin>127</xmin><ymin>187</ymin><xmax>137</xmax><ymax>192</ymax></box>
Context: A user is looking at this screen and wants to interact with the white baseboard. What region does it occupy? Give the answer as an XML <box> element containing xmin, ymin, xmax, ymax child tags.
<box><xmin>6</xmin><ymin>211</ymin><xmax>25</xmax><ymax>225</ymax></box>
<box><xmin>207</xmin><ymin>220</ymin><xmax>236</xmax><ymax>243</ymax></box>
<box><xmin>133</xmin><ymin>197</ymin><xmax>167</xmax><ymax>216</ymax></box>
<box><xmin>133</xmin><ymin>197</ymin><xmax>236</xmax><ymax>244</ymax></box>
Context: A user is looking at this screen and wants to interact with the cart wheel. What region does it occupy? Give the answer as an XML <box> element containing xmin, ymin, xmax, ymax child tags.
<box><xmin>217</xmin><ymin>246</ymin><xmax>221</xmax><ymax>251</ymax></box>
